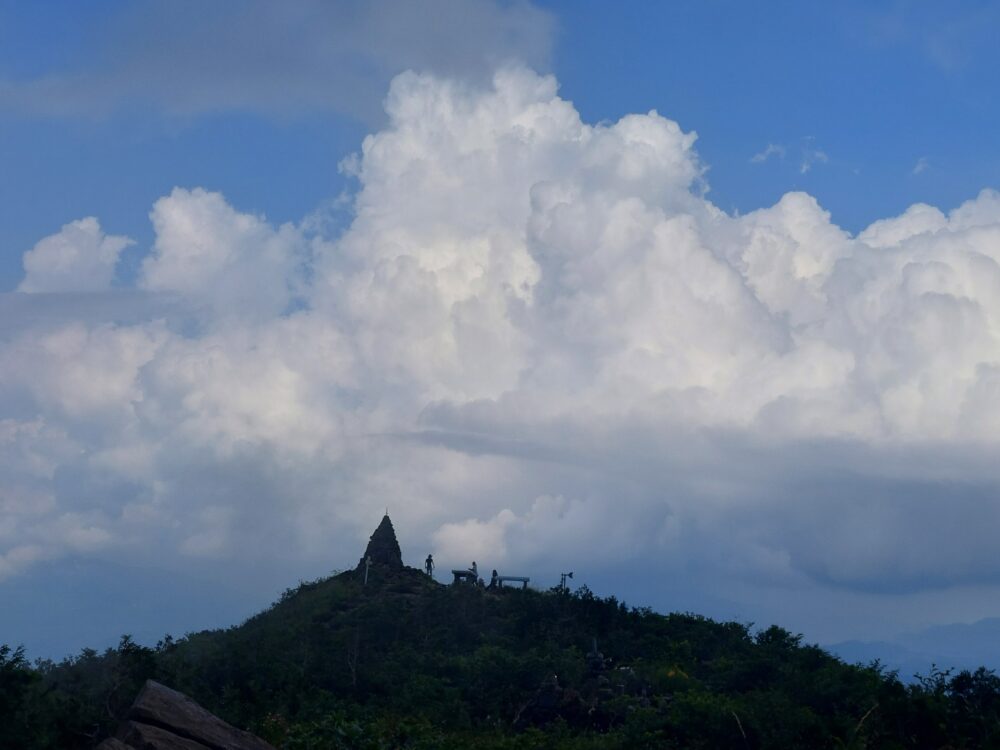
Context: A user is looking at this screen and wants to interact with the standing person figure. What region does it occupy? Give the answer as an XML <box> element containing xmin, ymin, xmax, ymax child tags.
<box><xmin>490</xmin><ymin>569</ymin><xmax>499</xmax><ymax>589</ymax></box>
<box><xmin>471</xmin><ymin>561</ymin><xmax>478</xmax><ymax>579</ymax></box>
<box><xmin>425</xmin><ymin>554</ymin><xmax>434</xmax><ymax>577</ymax></box>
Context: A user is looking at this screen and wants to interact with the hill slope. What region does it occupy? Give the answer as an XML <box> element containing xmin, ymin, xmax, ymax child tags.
<box><xmin>4</xmin><ymin>560</ymin><xmax>1000</xmax><ymax>749</ymax></box>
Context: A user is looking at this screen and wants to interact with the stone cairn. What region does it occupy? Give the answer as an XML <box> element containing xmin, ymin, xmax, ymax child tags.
<box><xmin>357</xmin><ymin>513</ymin><xmax>403</xmax><ymax>570</ymax></box>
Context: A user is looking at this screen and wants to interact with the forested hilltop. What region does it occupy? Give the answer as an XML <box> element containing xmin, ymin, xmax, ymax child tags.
<box><xmin>4</xmin><ymin>528</ymin><xmax>1000</xmax><ymax>748</ymax></box>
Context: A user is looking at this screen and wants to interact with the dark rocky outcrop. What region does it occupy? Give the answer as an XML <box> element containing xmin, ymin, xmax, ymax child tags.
<box><xmin>358</xmin><ymin>514</ymin><xmax>403</xmax><ymax>569</ymax></box>
<box><xmin>116</xmin><ymin>721</ymin><xmax>210</xmax><ymax>750</ymax></box>
<box><xmin>96</xmin><ymin>740</ymin><xmax>134</xmax><ymax>750</ymax></box>
<box><xmin>97</xmin><ymin>680</ymin><xmax>274</xmax><ymax>750</ymax></box>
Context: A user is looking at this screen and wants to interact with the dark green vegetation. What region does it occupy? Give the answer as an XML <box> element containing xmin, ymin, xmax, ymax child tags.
<box><xmin>3</xmin><ymin>566</ymin><xmax>1000</xmax><ymax>749</ymax></box>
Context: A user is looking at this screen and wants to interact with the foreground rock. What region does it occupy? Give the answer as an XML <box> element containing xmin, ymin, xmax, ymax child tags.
<box><xmin>95</xmin><ymin>740</ymin><xmax>133</xmax><ymax>750</ymax></box>
<box><xmin>97</xmin><ymin>680</ymin><xmax>274</xmax><ymax>750</ymax></box>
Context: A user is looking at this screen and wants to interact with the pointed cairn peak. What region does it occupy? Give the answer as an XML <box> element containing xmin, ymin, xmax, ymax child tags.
<box><xmin>360</xmin><ymin>514</ymin><xmax>403</xmax><ymax>569</ymax></box>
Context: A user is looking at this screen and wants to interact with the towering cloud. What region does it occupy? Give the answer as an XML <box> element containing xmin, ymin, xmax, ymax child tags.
<box><xmin>4</xmin><ymin>68</ymin><xmax>1000</xmax><ymax>639</ymax></box>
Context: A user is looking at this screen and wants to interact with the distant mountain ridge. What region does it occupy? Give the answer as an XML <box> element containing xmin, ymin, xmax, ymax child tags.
<box><xmin>829</xmin><ymin>617</ymin><xmax>1000</xmax><ymax>681</ymax></box>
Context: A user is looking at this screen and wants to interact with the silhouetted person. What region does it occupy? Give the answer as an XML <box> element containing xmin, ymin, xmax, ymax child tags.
<box><xmin>490</xmin><ymin>569</ymin><xmax>498</xmax><ymax>588</ymax></box>
<box><xmin>425</xmin><ymin>554</ymin><xmax>434</xmax><ymax>577</ymax></box>
<box><xmin>471</xmin><ymin>561</ymin><xmax>478</xmax><ymax>578</ymax></box>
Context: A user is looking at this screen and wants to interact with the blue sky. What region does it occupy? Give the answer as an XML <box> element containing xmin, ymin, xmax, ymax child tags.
<box><xmin>551</xmin><ymin>1</ymin><xmax>1000</xmax><ymax>223</ymax></box>
<box><xmin>4</xmin><ymin>0</ymin><xmax>1000</xmax><ymax>670</ymax></box>
<box><xmin>3</xmin><ymin>1</ymin><xmax>999</xmax><ymax>289</ymax></box>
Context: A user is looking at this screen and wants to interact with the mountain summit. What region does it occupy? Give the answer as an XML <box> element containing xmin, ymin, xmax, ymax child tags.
<box><xmin>359</xmin><ymin>514</ymin><xmax>403</xmax><ymax>569</ymax></box>
<box><xmin>7</xmin><ymin>523</ymin><xmax>1000</xmax><ymax>748</ymax></box>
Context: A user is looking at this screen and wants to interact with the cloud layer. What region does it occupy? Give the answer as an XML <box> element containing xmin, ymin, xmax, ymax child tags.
<box><xmin>0</xmin><ymin>0</ymin><xmax>553</xmax><ymax>123</ymax></box>
<box><xmin>4</xmin><ymin>68</ymin><xmax>1000</xmax><ymax>639</ymax></box>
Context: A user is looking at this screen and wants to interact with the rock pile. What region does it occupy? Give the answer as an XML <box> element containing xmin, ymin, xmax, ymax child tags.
<box><xmin>97</xmin><ymin>680</ymin><xmax>274</xmax><ymax>750</ymax></box>
<box><xmin>358</xmin><ymin>513</ymin><xmax>403</xmax><ymax>569</ymax></box>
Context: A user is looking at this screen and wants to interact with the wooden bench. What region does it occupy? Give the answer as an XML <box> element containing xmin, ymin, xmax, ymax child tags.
<box><xmin>497</xmin><ymin>575</ymin><xmax>530</xmax><ymax>589</ymax></box>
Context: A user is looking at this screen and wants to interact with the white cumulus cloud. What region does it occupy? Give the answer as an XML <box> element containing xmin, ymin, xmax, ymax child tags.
<box><xmin>19</xmin><ymin>218</ymin><xmax>132</xmax><ymax>293</ymax></box>
<box><xmin>4</xmin><ymin>68</ymin><xmax>1000</xmax><ymax>641</ymax></box>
